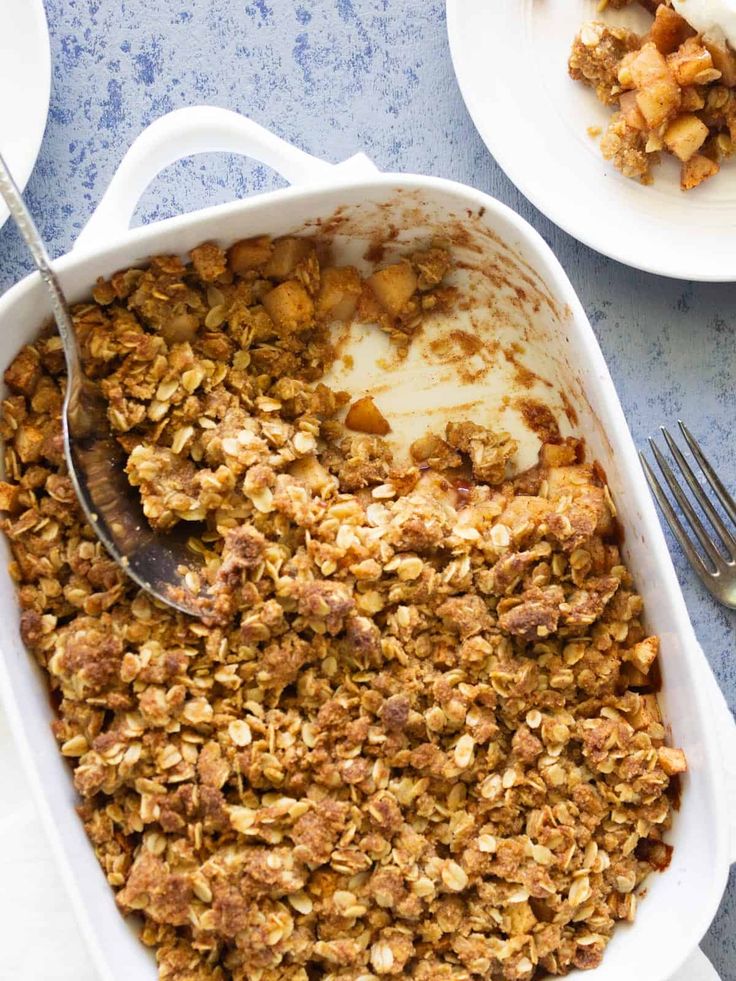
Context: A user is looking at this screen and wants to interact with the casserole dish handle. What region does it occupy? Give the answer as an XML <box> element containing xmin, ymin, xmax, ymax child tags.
<box><xmin>73</xmin><ymin>106</ymin><xmax>378</xmax><ymax>254</ymax></box>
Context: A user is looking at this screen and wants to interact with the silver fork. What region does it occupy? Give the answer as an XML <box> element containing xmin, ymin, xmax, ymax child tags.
<box><xmin>640</xmin><ymin>421</ymin><xmax>736</xmax><ymax>608</ymax></box>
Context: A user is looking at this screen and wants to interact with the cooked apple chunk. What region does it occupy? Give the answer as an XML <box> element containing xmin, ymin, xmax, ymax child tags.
<box><xmin>619</xmin><ymin>90</ymin><xmax>647</xmax><ymax>129</ymax></box>
<box><xmin>263</xmin><ymin>236</ymin><xmax>316</xmax><ymax>281</ymax></box>
<box><xmin>626</xmin><ymin>635</ymin><xmax>659</xmax><ymax>674</ymax></box>
<box><xmin>344</xmin><ymin>396</ymin><xmax>391</xmax><ymax>435</ymax></box>
<box><xmin>316</xmin><ymin>266</ymin><xmax>363</xmax><ymax>322</ymax></box>
<box><xmin>681</xmin><ymin>86</ymin><xmax>706</xmax><ymax>111</ymax></box>
<box><xmin>649</xmin><ymin>4</ymin><xmax>695</xmax><ymax>56</ymax></box>
<box><xmin>668</xmin><ymin>38</ymin><xmax>720</xmax><ymax>86</ymax></box>
<box><xmin>681</xmin><ymin>152</ymin><xmax>720</xmax><ymax>189</ymax></box>
<box><xmin>570</xmin><ymin>1</ymin><xmax>736</xmax><ymax>188</ymax></box>
<box><xmin>622</xmin><ymin>44</ymin><xmax>681</xmax><ymax>128</ymax></box>
<box><xmin>664</xmin><ymin>114</ymin><xmax>710</xmax><ymax>161</ymax></box>
<box><xmin>367</xmin><ymin>261</ymin><xmax>418</xmax><ymax>317</ymax></box>
<box><xmin>227</xmin><ymin>235</ymin><xmax>272</xmax><ymax>274</ymax></box>
<box><xmin>704</xmin><ymin>37</ymin><xmax>736</xmax><ymax>86</ymax></box>
<box><xmin>658</xmin><ymin>746</ymin><xmax>688</xmax><ymax>776</ymax></box>
<box><xmin>262</xmin><ymin>280</ymin><xmax>314</xmax><ymax>332</ymax></box>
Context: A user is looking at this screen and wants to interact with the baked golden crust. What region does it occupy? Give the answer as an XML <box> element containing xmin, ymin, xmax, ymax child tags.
<box><xmin>0</xmin><ymin>238</ymin><xmax>684</xmax><ymax>980</ymax></box>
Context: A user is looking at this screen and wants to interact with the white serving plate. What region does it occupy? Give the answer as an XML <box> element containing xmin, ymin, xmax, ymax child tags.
<box><xmin>0</xmin><ymin>0</ymin><xmax>50</xmax><ymax>229</ymax></box>
<box><xmin>0</xmin><ymin>107</ymin><xmax>733</xmax><ymax>981</ymax></box>
<box><xmin>447</xmin><ymin>0</ymin><xmax>736</xmax><ymax>282</ymax></box>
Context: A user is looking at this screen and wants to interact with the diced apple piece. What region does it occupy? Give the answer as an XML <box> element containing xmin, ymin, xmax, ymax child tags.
<box><xmin>263</xmin><ymin>236</ymin><xmax>315</xmax><ymax>281</ymax></box>
<box><xmin>627</xmin><ymin>693</ymin><xmax>662</xmax><ymax>731</ymax></box>
<box><xmin>315</xmin><ymin>266</ymin><xmax>363</xmax><ymax>322</ymax></box>
<box><xmin>0</xmin><ymin>481</ymin><xmax>20</xmax><ymax>512</ymax></box>
<box><xmin>161</xmin><ymin>312</ymin><xmax>200</xmax><ymax>345</ymax></box>
<box><xmin>344</xmin><ymin>396</ymin><xmax>391</xmax><ymax>436</ymax></box>
<box><xmin>645</xmin><ymin>130</ymin><xmax>664</xmax><ymax>153</ymax></box>
<box><xmin>635</xmin><ymin>79</ymin><xmax>681</xmax><ymax>128</ymax></box>
<box><xmin>627</xmin><ymin>636</ymin><xmax>659</xmax><ymax>674</ymax></box>
<box><xmin>636</xmin><ymin>81</ymin><xmax>680</xmax><ymax>128</ymax></box>
<box><xmin>704</xmin><ymin>36</ymin><xmax>736</xmax><ymax>86</ymax></box>
<box><xmin>356</xmin><ymin>284</ymin><xmax>384</xmax><ymax>325</ymax></box>
<box><xmin>681</xmin><ymin>152</ymin><xmax>720</xmax><ymax>189</ymax></box>
<box><xmin>367</xmin><ymin>261</ymin><xmax>418</xmax><ymax>317</ymax></box>
<box><xmin>716</xmin><ymin>132</ymin><xmax>735</xmax><ymax>158</ymax></box>
<box><xmin>15</xmin><ymin>422</ymin><xmax>44</xmax><ymax>464</ymax></box>
<box><xmin>681</xmin><ymin>86</ymin><xmax>705</xmax><ymax>111</ymax></box>
<box><xmin>621</xmin><ymin>42</ymin><xmax>668</xmax><ymax>89</ymax></box>
<box><xmin>620</xmin><ymin>662</ymin><xmax>651</xmax><ymax>688</ymax></box>
<box><xmin>262</xmin><ymin>280</ymin><xmax>314</xmax><ymax>332</ymax></box>
<box><xmin>228</xmin><ymin>236</ymin><xmax>273</xmax><ymax>275</ymax></box>
<box><xmin>539</xmin><ymin>441</ymin><xmax>578</xmax><ymax>468</ymax></box>
<box><xmin>623</xmin><ymin>43</ymin><xmax>681</xmax><ymax>128</ymax></box>
<box><xmin>4</xmin><ymin>346</ymin><xmax>41</xmax><ymax>395</ymax></box>
<box><xmin>658</xmin><ymin>746</ymin><xmax>688</xmax><ymax>776</ymax></box>
<box><xmin>619</xmin><ymin>90</ymin><xmax>647</xmax><ymax>130</ymax></box>
<box><xmin>664</xmin><ymin>114</ymin><xmax>709</xmax><ymax>161</ymax></box>
<box><xmin>289</xmin><ymin>455</ymin><xmax>336</xmax><ymax>494</ymax></box>
<box><xmin>667</xmin><ymin>38</ymin><xmax>719</xmax><ymax>85</ymax></box>
<box><xmin>617</xmin><ymin>50</ymin><xmax>639</xmax><ymax>90</ymax></box>
<box><xmin>649</xmin><ymin>4</ymin><xmax>695</xmax><ymax>55</ymax></box>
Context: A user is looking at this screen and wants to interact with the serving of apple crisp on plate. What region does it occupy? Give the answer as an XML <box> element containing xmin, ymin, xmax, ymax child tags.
<box><xmin>0</xmin><ymin>231</ymin><xmax>686</xmax><ymax>980</ymax></box>
<box><xmin>570</xmin><ymin>1</ymin><xmax>736</xmax><ymax>189</ymax></box>
<box><xmin>447</xmin><ymin>0</ymin><xmax>736</xmax><ymax>278</ymax></box>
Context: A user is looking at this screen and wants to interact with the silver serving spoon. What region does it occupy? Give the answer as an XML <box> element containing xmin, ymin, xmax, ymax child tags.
<box><xmin>0</xmin><ymin>153</ymin><xmax>204</xmax><ymax>616</ymax></box>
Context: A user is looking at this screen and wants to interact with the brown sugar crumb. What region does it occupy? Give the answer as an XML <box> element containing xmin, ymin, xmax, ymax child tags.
<box><xmin>189</xmin><ymin>241</ymin><xmax>228</xmax><ymax>283</ymax></box>
<box><xmin>445</xmin><ymin>419</ymin><xmax>518</xmax><ymax>483</ymax></box>
<box><xmin>410</xmin><ymin>432</ymin><xmax>462</xmax><ymax>470</ymax></box>
<box><xmin>601</xmin><ymin>112</ymin><xmax>655</xmax><ymax>183</ymax></box>
<box><xmin>1</xmin><ymin>235</ymin><xmax>684</xmax><ymax>981</ymax></box>
<box><xmin>328</xmin><ymin>433</ymin><xmax>393</xmax><ymax>491</ymax></box>
<box><xmin>570</xmin><ymin>22</ymin><xmax>641</xmax><ymax>104</ymax></box>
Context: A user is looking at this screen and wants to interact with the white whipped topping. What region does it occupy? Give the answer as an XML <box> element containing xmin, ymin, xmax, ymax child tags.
<box><xmin>671</xmin><ymin>0</ymin><xmax>736</xmax><ymax>50</ymax></box>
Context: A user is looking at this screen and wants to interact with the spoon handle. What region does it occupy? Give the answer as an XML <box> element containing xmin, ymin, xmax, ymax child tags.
<box><xmin>0</xmin><ymin>153</ymin><xmax>78</xmax><ymax>360</ymax></box>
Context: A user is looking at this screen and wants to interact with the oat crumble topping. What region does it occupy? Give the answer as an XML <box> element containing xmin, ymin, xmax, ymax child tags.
<box><xmin>0</xmin><ymin>234</ymin><xmax>685</xmax><ymax>980</ymax></box>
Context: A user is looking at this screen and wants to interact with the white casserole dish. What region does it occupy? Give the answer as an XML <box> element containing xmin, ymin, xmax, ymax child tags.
<box><xmin>0</xmin><ymin>107</ymin><xmax>733</xmax><ymax>981</ymax></box>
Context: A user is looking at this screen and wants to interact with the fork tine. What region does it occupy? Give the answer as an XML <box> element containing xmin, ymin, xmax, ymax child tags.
<box><xmin>639</xmin><ymin>451</ymin><xmax>714</xmax><ymax>577</ymax></box>
<box><xmin>678</xmin><ymin>420</ymin><xmax>736</xmax><ymax>526</ymax></box>
<box><xmin>660</xmin><ymin>426</ymin><xmax>736</xmax><ymax>560</ymax></box>
<box><xmin>647</xmin><ymin>438</ymin><xmax>723</xmax><ymax>569</ymax></box>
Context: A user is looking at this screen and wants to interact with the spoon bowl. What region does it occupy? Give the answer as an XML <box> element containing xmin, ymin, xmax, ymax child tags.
<box><xmin>0</xmin><ymin>153</ymin><xmax>203</xmax><ymax>616</ymax></box>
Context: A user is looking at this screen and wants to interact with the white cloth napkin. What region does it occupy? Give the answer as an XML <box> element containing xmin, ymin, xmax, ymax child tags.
<box><xmin>0</xmin><ymin>707</ymin><xmax>721</xmax><ymax>981</ymax></box>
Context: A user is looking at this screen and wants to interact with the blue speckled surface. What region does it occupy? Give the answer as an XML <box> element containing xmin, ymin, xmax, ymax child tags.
<box><xmin>0</xmin><ymin>0</ymin><xmax>734</xmax><ymax>976</ymax></box>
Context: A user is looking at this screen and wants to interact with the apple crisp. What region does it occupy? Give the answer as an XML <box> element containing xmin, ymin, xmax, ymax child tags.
<box><xmin>570</xmin><ymin>0</ymin><xmax>736</xmax><ymax>188</ymax></box>
<box><xmin>0</xmin><ymin>236</ymin><xmax>685</xmax><ymax>980</ymax></box>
